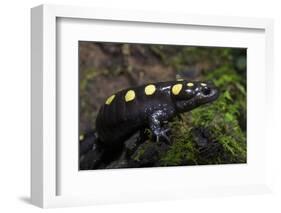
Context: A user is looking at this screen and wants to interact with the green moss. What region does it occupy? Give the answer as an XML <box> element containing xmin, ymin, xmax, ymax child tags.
<box><xmin>165</xmin><ymin>47</ymin><xmax>234</xmax><ymax>70</ymax></box>
<box><xmin>160</xmin><ymin>121</ymin><xmax>198</xmax><ymax>166</ymax></box>
<box><xmin>133</xmin><ymin>146</ymin><xmax>146</xmax><ymax>162</ymax></box>
<box><xmin>160</xmin><ymin>64</ymin><xmax>247</xmax><ymax>166</ymax></box>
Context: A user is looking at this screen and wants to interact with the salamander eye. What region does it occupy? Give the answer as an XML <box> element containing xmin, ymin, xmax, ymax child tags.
<box><xmin>202</xmin><ymin>87</ymin><xmax>211</xmax><ymax>96</ymax></box>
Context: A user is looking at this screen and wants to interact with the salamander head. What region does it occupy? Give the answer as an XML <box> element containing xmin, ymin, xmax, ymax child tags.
<box><xmin>172</xmin><ymin>81</ymin><xmax>219</xmax><ymax>112</ymax></box>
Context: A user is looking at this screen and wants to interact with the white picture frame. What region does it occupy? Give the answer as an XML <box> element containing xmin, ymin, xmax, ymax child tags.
<box><xmin>31</xmin><ymin>4</ymin><xmax>274</xmax><ymax>208</ymax></box>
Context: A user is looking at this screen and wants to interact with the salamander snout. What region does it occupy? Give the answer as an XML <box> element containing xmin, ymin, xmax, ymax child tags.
<box><xmin>196</xmin><ymin>81</ymin><xmax>219</xmax><ymax>104</ymax></box>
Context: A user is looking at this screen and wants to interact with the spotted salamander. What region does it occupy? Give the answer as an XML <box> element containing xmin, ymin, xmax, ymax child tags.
<box><xmin>95</xmin><ymin>80</ymin><xmax>219</xmax><ymax>148</ymax></box>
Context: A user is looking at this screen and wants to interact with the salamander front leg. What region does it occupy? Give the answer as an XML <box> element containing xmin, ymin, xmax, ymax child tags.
<box><xmin>149</xmin><ymin>110</ymin><xmax>171</xmax><ymax>143</ymax></box>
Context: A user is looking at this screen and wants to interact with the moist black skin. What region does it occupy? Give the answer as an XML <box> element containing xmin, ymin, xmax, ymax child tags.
<box><xmin>96</xmin><ymin>80</ymin><xmax>219</xmax><ymax>146</ymax></box>
<box><xmin>80</xmin><ymin>80</ymin><xmax>219</xmax><ymax>168</ymax></box>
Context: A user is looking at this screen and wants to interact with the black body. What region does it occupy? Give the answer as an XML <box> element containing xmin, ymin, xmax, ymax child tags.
<box><xmin>95</xmin><ymin>80</ymin><xmax>219</xmax><ymax>148</ymax></box>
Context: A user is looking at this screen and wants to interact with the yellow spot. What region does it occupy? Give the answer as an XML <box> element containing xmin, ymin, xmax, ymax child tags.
<box><xmin>201</xmin><ymin>83</ymin><xmax>207</xmax><ymax>87</ymax></box>
<box><xmin>79</xmin><ymin>134</ymin><xmax>84</xmax><ymax>141</ymax></box>
<box><xmin>187</xmin><ymin>82</ymin><xmax>194</xmax><ymax>87</ymax></box>
<box><xmin>177</xmin><ymin>78</ymin><xmax>184</xmax><ymax>81</ymax></box>
<box><xmin>105</xmin><ymin>94</ymin><xmax>115</xmax><ymax>105</ymax></box>
<box><xmin>144</xmin><ymin>84</ymin><xmax>156</xmax><ymax>95</ymax></box>
<box><xmin>125</xmin><ymin>90</ymin><xmax>136</xmax><ymax>102</ymax></box>
<box><xmin>172</xmin><ymin>84</ymin><xmax>182</xmax><ymax>95</ymax></box>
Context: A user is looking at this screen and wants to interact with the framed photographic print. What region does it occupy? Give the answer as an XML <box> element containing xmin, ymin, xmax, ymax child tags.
<box><xmin>31</xmin><ymin>4</ymin><xmax>274</xmax><ymax>208</ymax></box>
